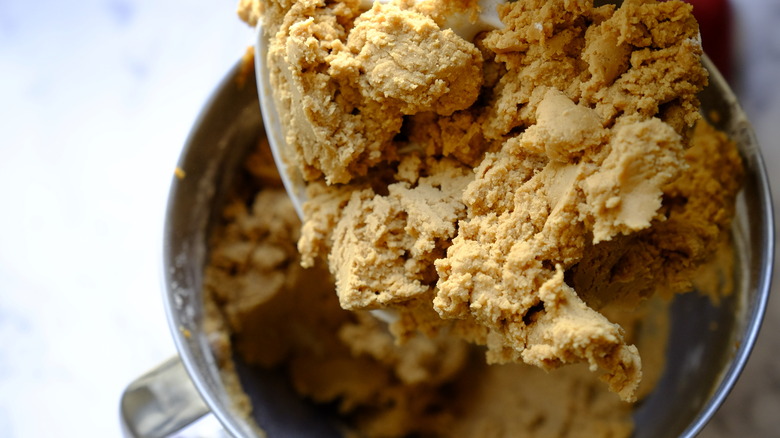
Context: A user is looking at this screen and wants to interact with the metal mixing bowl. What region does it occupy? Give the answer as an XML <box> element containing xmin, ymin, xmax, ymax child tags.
<box><xmin>121</xmin><ymin>53</ymin><xmax>773</xmax><ymax>438</ymax></box>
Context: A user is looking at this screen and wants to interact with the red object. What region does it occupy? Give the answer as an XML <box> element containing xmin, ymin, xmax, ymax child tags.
<box><xmin>683</xmin><ymin>0</ymin><xmax>733</xmax><ymax>81</ymax></box>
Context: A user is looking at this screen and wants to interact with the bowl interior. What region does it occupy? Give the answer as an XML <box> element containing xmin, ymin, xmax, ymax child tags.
<box><xmin>162</xmin><ymin>57</ymin><xmax>773</xmax><ymax>438</ymax></box>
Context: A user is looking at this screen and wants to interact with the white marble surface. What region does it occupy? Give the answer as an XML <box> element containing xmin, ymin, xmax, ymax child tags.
<box><xmin>0</xmin><ymin>0</ymin><xmax>778</xmax><ymax>437</ymax></box>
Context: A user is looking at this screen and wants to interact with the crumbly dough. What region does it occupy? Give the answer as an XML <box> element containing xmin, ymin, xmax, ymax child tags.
<box><xmin>256</xmin><ymin>0</ymin><xmax>482</xmax><ymax>184</ymax></box>
<box><xmin>240</xmin><ymin>0</ymin><xmax>740</xmax><ymax>404</ymax></box>
<box><xmin>203</xmin><ymin>140</ymin><xmax>671</xmax><ymax>437</ymax></box>
<box><xmin>300</xmin><ymin>156</ymin><xmax>472</xmax><ymax>311</ymax></box>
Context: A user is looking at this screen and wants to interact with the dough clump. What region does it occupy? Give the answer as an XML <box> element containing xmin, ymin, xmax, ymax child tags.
<box><xmin>239</xmin><ymin>0</ymin><xmax>741</xmax><ymax>405</ymax></box>
<box><xmin>203</xmin><ymin>140</ymin><xmax>671</xmax><ymax>437</ymax></box>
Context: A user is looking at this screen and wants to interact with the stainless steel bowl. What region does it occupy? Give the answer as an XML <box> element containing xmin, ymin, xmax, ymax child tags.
<box><xmin>121</xmin><ymin>54</ymin><xmax>773</xmax><ymax>438</ymax></box>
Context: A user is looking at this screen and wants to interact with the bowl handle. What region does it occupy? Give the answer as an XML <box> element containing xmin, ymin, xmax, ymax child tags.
<box><xmin>120</xmin><ymin>356</ymin><xmax>210</xmax><ymax>437</ymax></box>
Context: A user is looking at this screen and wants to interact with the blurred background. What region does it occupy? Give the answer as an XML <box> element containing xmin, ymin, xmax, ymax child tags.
<box><xmin>0</xmin><ymin>0</ymin><xmax>778</xmax><ymax>436</ymax></box>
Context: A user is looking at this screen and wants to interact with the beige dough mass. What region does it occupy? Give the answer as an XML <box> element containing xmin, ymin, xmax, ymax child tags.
<box><xmin>239</xmin><ymin>0</ymin><xmax>741</xmax><ymax>404</ymax></box>
<box><xmin>203</xmin><ymin>139</ymin><xmax>672</xmax><ymax>437</ymax></box>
